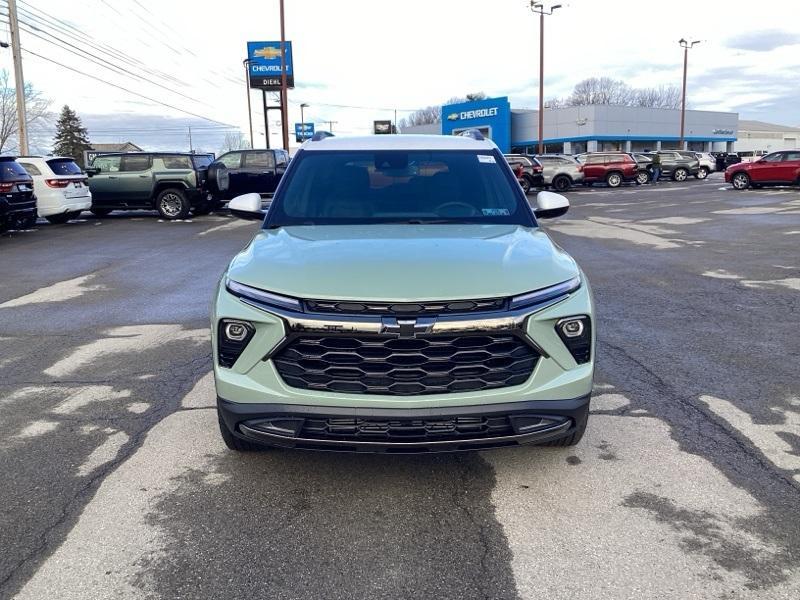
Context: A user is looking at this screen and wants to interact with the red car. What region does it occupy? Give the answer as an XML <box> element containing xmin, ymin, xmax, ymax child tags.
<box><xmin>579</xmin><ymin>152</ymin><xmax>640</xmax><ymax>188</ymax></box>
<box><xmin>726</xmin><ymin>150</ymin><xmax>800</xmax><ymax>190</ymax></box>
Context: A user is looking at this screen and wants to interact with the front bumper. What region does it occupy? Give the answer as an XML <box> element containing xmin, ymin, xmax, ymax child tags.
<box><xmin>218</xmin><ymin>394</ymin><xmax>590</xmax><ymax>453</ymax></box>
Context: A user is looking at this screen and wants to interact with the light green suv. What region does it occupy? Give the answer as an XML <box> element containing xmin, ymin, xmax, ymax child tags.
<box><xmin>212</xmin><ymin>131</ymin><xmax>594</xmax><ymax>453</ymax></box>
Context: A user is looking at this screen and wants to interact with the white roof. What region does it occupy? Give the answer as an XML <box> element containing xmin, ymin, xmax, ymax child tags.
<box><xmin>301</xmin><ymin>134</ymin><xmax>497</xmax><ymax>152</ymax></box>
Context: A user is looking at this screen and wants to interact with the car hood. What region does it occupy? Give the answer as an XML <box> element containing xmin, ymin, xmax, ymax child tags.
<box><xmin>226</xmin><ymin>224</ymin><xmax>579</xmax><ymax>301</ymax></box>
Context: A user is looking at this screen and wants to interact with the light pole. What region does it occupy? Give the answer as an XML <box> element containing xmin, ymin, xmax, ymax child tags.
<box><xmin>300</xmin><ymin>103</ymin><xmax>309</xmax><ymax>140</ymax></box>
<box><xmin>530</xmin><ymin>2</ymin><xmax>561</xmax><ymax>155</ymax></box>
<box><xmin>278</xmin><ymin>0</ymin><xmax>290</xmax><ymax>151</ymax></box>
<box><xmin>242</xmin><ymin>59</ymin><xmax>254</xmax><ymax>148</ymax></box>
<box><xmin>678</xmin><ymin>38</ymin><xmax>700</xmax><ymax>149</ymax></box>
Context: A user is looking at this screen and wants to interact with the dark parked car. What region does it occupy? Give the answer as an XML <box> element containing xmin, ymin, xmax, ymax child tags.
<box><xmin>87</xmin><ymin>152</ymin><xmax>228</xmax><ymax>219</ymax></box>
<box><xmin>213</xmin><ymin>149</ymin><xmax>290</xmax><ymax>199</ymax></box>
<box><xmin>725</xmin><ymin>150</ymin><xmax>800</xmax><ymax>190</ymax></box>
<box><xmin>503</xmin><ymin>154</ymin><xmax>544</xmax><ymax>193</ymax></box>
<box><xmin>577</xmin><ymin>152</ymin><xmax>641</xmax><ymax>187</ymax></box>
<box><xmin>0</xmin><ymin>156</ymin><xmax>37</xmax><ymax>232</ymax></box>
<box><xmin>641</xmin><ymin>151</ymin><xmax>700</xmax><ymax>181</ymax></box>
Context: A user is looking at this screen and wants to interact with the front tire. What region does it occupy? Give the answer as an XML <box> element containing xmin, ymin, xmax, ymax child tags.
<box><xmin>156</xmin><ymin>188</ymin><xmax>190</xmax><ymax>220</ymax></box>
<box><xmin>552</xmin><ymin>174</ymin><xmax>571</xmax><ymax>192</ymax></box>
<box><xmin>218</xmin><ymin>410</ymin><xmax>267</xmax><ymax>452</ymax></box>
<box><xmin>695</xmin><ymin>167</ymin><xmax>709</xmax><ymax>179</ymax></box>
<box><xmin>672</xmin><ymin>168</ymin><xmax>688</xmax><ymax>182</ymax></box>
<box><xmin>731</xmin><ymin>172</ymin><xmax>750</xmax><ymax>190</ymax></box>
<box><xmin>605</xmin><ymin>172</ymin><xmax>622</xmax><ymax>188</ymax></box>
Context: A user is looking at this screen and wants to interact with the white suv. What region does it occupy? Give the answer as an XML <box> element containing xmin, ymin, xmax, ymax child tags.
<box><xmin>17</xmin><ymin>156</ymin><xmax>91</xmax><ymax>224</ymax></box>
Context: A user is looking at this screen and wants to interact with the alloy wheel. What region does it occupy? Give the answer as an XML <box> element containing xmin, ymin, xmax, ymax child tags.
<box><xmin>160</xmin><ymin>193</ymin><xmax>183</xmax><ymax>218</ymax></box>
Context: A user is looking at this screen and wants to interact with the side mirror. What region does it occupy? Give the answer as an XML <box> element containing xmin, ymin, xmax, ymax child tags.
<box><xmin>228</xmin><ymin>193</ymin><xmax>266</xmax><ymax>221</ymax></box>
<box><xmin>534</xmin><ymin>191</ymin><xmax>569</xmax><ymax>219</ymax></box>
<box><xmin>86</xmin><ymin>167</ymin><xmax>100</xmax><ymax>176</ymax></box>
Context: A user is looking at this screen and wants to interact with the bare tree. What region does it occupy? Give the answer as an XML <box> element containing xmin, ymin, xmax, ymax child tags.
<box><xmin>400</xmin><ymin>92</ymin><xmax>489</xmax><ymax>129</ymax></box>
<box><xmin>220</xmin><ymin>131</ymin><xmax>252</xmax><ymax>153</ymax></box>
<box><xmin>566</xmin><ymin>77</ymin><xmax>634</xmax><ymax>106</ymax></box>
<box><xmin>632</xmin><ymin>85</ymin><xmax>682</xmax><ymax>109</ymax></box>
<box><xmin>399</xmin><ymin>105</ymin><xmax>441</xmax><ymax>128</ymax></box>
<box><xmin>0</xmin><ymin>69</ymin><xmax>52</xmax><ymax>153</ymax></box>
<box><xmin>544</xmin><ymin>97</ymin><xmax>564</xmax><ymax>109</ymax></box>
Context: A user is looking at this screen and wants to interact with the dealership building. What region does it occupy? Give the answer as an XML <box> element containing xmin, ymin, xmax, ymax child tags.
<box><xmin>402</xmin><ymin>95</ymin><xmax>740</xmax><ymax>154</ymax></box>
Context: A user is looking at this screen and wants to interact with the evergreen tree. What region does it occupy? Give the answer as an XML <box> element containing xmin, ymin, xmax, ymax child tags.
<box><xmin>53</xmin><ymin>105</ymin><xmax>91</xmax><ymax>167</ymax></box>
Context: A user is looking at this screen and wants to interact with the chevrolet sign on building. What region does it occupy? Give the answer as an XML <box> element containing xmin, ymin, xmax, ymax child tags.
<box><xmin>441</xmin><ymin>97</ymin><xmax>511</xmax><ymax>152</ymax></box>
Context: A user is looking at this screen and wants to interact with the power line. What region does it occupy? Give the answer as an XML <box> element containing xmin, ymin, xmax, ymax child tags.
<box><xmin>20</xmin><ymin>47</ymin><xmax>237</xmax><ymax>127</ymax></box>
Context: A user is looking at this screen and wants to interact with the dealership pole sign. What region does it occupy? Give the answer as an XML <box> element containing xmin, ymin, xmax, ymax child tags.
<box><xmin>295</xmin><ymin>122</ymin><xmax>314</xmax><ymax>142</ymax></box>
<box><xmin>247</xmin><ymin>41</ymin><xmax>294</xmax><ymax>90</ymax></box>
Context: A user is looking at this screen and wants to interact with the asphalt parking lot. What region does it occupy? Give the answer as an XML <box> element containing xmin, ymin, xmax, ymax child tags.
<box><xmin>1</xmin><ymin>173</ymin><xmax>799</xmax><ymax>600</ymax></box>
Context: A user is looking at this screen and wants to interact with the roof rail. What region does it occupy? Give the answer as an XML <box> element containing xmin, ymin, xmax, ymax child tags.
<box><xmin>311</xmin><ymin>131</ymin><xmax>334</xmax><ymax>142</ymax></box>
<box><xmin>458</xmin><ymin>128</ymin><xmax>485</xmax><ymax>141</ymax></box>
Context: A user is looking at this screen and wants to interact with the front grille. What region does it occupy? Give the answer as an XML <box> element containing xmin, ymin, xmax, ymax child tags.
<box><xmin>304</xmin><ymin>297</ymin><xmax>506</xmax><ymax>316</ymax></box>
<box><xmin>301</xmin><ymin>415</ymin><xmax>515</xmax><ymax>441</ymax></box>
<box><xmin>272</xmin><ymin>333</ymin><xmax>539</xmax><ymax>396</ymax></box>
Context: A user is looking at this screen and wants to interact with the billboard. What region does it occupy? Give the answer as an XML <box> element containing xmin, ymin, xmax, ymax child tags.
<box><xmin>295</xmin><ymin>122</ymin><xmax>314</xmax><ymax>143</ymax></box>
<box><xmin>247</xmin><ymin>41</ymin><xmax>294</xmax><ymax>90</ymax></box>
<box><xmin>373</xmin><ymin>120</ymin><xmax>393</xmax><ymax>134</ymax></box>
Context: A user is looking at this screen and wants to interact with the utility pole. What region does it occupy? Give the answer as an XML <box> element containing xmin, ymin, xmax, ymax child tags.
<box><xmin>278</xmin><ymin>0</ymin><xmax>289</xmax><ymax>150</ymax></box>
<box><xmin>8</xmin><ymin>0</ymin><xmax>28</xmax><ymax>155</ymax></box>
<box><xmin>678</xmin><ymin>38</ymin><xmax>700</xmax><ymax>150</ymax></box>
<box><xmin>529</xmin><ymin>2</ymin><xmax>561</xmax><ymax>155</ymax></box>
<box><xmin>243</xmin><ymin>59</ymin><xmax>254</xmax><ymax>147</ymax></box>
<box><xmin>262</xmin><ymin>90</ymin><xmax>270</xmax><ymax>149</ymax></box>
<box><xmin>188</xmin><ymin>126</ymin><xmax>193</xmax><ymax>152</ymax></box>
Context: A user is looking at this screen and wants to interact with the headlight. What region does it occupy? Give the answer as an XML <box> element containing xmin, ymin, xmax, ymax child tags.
<box><xmin>509</xmin><ymin>276</ymin><xmax>581</xmax><ymax>310</ymax></box>
<box><xmin>225</xmin><ymin>278</ymin><xmax>301</xmax><ymax>312</ymax></box>
<box><xmin>556</xmin><ymin>316</ymin><xmax>592</xmax><ymax>364</ymax></box>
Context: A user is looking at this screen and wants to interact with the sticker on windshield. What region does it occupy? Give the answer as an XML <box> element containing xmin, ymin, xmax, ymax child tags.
<box><xmin>482</xmin><ymin>208</ymin><xmax>510</xmax><ymax>216</ymax></box>
<box><xmin>477</xmin><ymin>155</ymin><xmax>496</xmax><ymax>164</ymax></box>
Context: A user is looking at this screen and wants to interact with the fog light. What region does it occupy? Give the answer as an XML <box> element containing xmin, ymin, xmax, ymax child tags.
<box><xmin>224</xmin><ymin>322</ymin><xmax>249</xmax><ymax>341</ymax></box>
<box><xmin>560</xmin><ymin>319</ymin><xmax>584</xmax><ymax>338</ymax></box>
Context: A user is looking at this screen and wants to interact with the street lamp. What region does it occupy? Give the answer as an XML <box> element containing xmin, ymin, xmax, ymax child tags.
<box><xmin>300</xmin><ymin>103</ymin><xmax>309</xmax><ymax>140</ymax></box>
<box><xmin>242</xmin><ymin>59</ymin><xmax>254</xmax><ymax>147</ymax></box>
<box><xmin>678</xmin><ymin>38</ymin><xmax>700</xmax><ymax>149</ymax></box>
<box><xmin>530</xmin><ymin>2</ymin><xmax>561</xmax><ymax>155</ymax></box>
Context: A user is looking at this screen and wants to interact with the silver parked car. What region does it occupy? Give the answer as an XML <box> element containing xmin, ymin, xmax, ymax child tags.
<box><xmin>534</xmin><ymin>154</ymin><xmax>584</xmax><ymax>192</ymax></box>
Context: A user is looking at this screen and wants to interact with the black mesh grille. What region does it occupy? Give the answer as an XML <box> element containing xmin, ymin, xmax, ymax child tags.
<box><xmin>304</xmin><ymin>298</ymin><xmax>506</xmax><ymax>316</ymax></box>
<box><xmin>272</xmin><ymin>334</ymin><xmax>539</xmax><ymax>396</ymax></box>
<box><xmin>300</xmin><ymin>415</ymin><xmax>515</xmax><ymax>441</ymax></box>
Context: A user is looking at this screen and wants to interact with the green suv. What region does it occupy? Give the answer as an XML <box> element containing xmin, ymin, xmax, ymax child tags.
<box><xmin>87</xmin><ymin>152</ymin><xmax>229</xmax><ymax>219</ymax></box>
<box><xmin>213</xmin><ymin>131</ymin><xmax>594</xmax><ymax>452</ymax></box>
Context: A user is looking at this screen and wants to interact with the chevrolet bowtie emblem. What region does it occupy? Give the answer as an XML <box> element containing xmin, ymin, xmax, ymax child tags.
<box><xmin>381</xmin><ymin>316</ymin><xmax>436</xmax><ymax>338</ymax></box>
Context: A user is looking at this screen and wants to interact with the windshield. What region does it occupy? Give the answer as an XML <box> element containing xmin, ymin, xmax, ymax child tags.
<box><xmin>265</xmin><ymin>149</ymin><xmax>534</xmax><ymax>227</ymax></box>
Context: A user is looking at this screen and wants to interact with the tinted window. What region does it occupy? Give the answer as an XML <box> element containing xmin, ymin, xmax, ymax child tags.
<box><xmin>93</xmin><ymin>155</ymin><xmax>121</xmax><ymax>172</ymax></box>
<box><xmin>784</xmin><ymin>152</ymin><xmax>800</xmax><ymax>161</ymax></box>
<box><xmin>218</xmin><ymin>153</ymin><xmax>242</xmax><ymax>168</ymax></box>
<box><xmin>244</xmin><ymin>151</ymin><xmax>275</xmax><ymax>169</ymax></box>
<box><xmin>47</xmin><ymin>159</ymin><xmax>82</xmax><ymax>175</ymax></box>
<box><xmin>160</xmin><ymin>155</ymin><xmax>192</xmax><ymax>169</ymax></box>
<box><xmin>267</xmin><ymin>150</ymin><xmax>533</xmax><ymax>227</ymax></box>
<box><xmin>760</xmin><ymin>152</ymin><xmax>784</xmax><ymax>163</ymax></box>
<box><xmin>192</xmin><ymin>155</ymin><xmax>213</xmax><ymax>169</ymax></box>
<box><xmin>585</xmin><ymin>155</ymin><xmax>604</xmax><ymax>164</ymax></box>
<box><xmin>18</xmin><ymin>162</ymin><xmax>42</xmax><ymax>176</ymax></box>
<box><xmin>0</xmin><ymin>159</ymin><xmax>32</xmax><ymax>180</ymax></box>
<box><xmin>119</xmin><ymin>155</ymin><xmax>151</xmax><ymax>172</ymax></box>
<box><xmin>276</xmin><ymin>150</ymin><xmax>288</xmax><ymax>166</ymax></box>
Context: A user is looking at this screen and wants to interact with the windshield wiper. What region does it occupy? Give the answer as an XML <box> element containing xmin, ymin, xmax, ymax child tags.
<box><xmin>385</xmin><ymin>219</ymin><xmax>473</xmax><ymax>224</ymax></box>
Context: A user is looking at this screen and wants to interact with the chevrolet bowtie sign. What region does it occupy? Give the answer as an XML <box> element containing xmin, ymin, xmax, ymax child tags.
<box><xmin>247</xmin><ymin>41</ymin><xmax>295</xmax><ymax>91</ymax></box>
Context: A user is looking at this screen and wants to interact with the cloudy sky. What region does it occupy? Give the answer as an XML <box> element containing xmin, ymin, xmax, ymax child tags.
<box><xmin>6</xmin><ymin>0</ymin><xmax>800</xmax><ymax>153</ymax></box>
